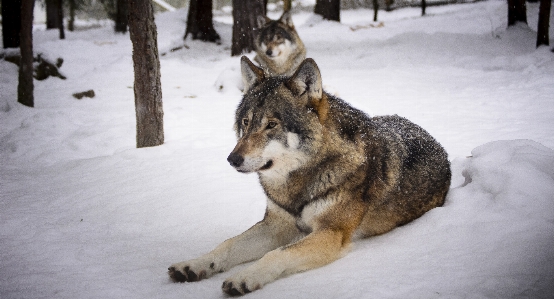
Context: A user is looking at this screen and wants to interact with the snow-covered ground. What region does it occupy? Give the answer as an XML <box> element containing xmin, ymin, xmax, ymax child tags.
<box><xmin>1</xmin><ymin>1</ymin><xmax>554</xmax><ymax>298</ymax></box>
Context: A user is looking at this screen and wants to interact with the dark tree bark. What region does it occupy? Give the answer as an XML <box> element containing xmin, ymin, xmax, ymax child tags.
<box><xmin>507</xmin><ymin>0</ymin><xmax>527</xmax><ymax>26</ymax></box>
<box><xmin>18</xmin><ymin>0</ymin><xmax>35</xmax><ymax>108</ymax></box>
<box><xmin>46</xmin><ymin>0</ymin><xmax>60</xmax><ymax>29</ymax></box>
<box><xmin>128</xmin><ymin>0</ymin><xmax>164</xmax><ymax>148</ymax></box>
<box><xmin>231</xmin><ymin>0</ymin><xmax>265</xmax><ymax>56</ymax></box>
<box><xmin>422</xmin><ymin>0</ymin><xmax>426</xmax><ymax>16</ymax></box>
<box><xmin>68</xmin><ymin>0</ymin><xmax>76</xmax><ymax>31</ymax></box>
<box><xmin>57</xmin><ymin>0</ymin><xmax>66</xmax><ymax>39</ymax></box>
<box><xmin>385</xmin><ymin>0</ymin><xmax>393</xmax><ymax>11</ymax></box>
<box><xmin>2</xmin><ymin>0</ymin><xmax>22</xmax><ymax>48</ymax></box>
<box><xmin>115</xmin><ymin>0</ymin><xmax>129</xmax><ymax>33</ymax></box>
<box><xmin>283</xmin><ymin>0</ymin><xmax>292</xmax><ymax>12</ymax></box>
<box><xmin>314</xmin><ymin>0</ymin><xmax>340</xmax><ymax>22</ymax></box>
<box><xmin>185</xmin><ymin>0</ymin><xmax>220</xmax><ymax>42</ymax></box>
<box><xmin>536</xmin><ymin>0</ymin><xmax>551</xmax><ymax>48</ymax></box>
<box><xmin>373</xmin><ymin>0</ymin><xmax>378</xmax><ymax>22</ymax></box>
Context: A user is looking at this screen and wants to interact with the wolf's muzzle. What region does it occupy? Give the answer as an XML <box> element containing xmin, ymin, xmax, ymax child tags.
<box><xmin>227</xmin><ymin>153</ymin><xmax>244</xmax><ymax>168</ymax></box>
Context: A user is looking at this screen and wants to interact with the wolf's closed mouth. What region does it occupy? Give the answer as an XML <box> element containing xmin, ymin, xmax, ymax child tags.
<box><xmin>260</xmin><ymin>160</ymin><xmax>273</xmax><ymax>171</ymax></box>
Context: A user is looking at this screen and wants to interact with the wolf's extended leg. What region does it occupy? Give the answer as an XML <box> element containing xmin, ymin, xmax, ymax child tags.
<box><xmin>221</xmin><ymin>198</ymin><xmax>366</xmax><ymax>295</ymax></box>
<box><xmin>168</xmin><ymin>201</ymin><xmax>299</xmax><ymax>282</ymax></box>
<box><xmin>221</xmin><ymin>229</ymin><xmax>347</xmax><ymax>295</ymax></box>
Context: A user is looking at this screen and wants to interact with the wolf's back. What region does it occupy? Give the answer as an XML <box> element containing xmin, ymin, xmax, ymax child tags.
<box><xmin>360</xmin><ymin>114</ymin><xmax>452</xmax><ymax>227</ymax></box>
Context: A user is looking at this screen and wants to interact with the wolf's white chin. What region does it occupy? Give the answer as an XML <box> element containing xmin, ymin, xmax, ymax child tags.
<box><xmin>259</xmin><ymin>136</ymin><xmax>308</xmax><ymax>182</ymax></box>
<box><xmin>235</xmin><ymin>158</ymin><xmax>273</xmax><ymax>173</ymax></box>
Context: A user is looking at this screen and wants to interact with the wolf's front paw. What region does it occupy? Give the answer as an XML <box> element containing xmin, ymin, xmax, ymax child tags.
<box><xmin>222</xmin><ymin>270</ymin><xmax>272</xmax><ymax>296</ymax></box>
<box><xmin>222</xmin><ymin>279</ymin><xmax>261</xmax><ymax>296</ymax></box>
<box><xmin>168</xmin><ymin>259</ymin><xmax>217</xmax><ymax>283</ymax></box>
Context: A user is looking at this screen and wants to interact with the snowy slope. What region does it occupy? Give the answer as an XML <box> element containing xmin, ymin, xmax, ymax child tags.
<box><xmin>1</xmin><ymin>1</ymin><xmax>554</xmax><ymax>298</ymax></box>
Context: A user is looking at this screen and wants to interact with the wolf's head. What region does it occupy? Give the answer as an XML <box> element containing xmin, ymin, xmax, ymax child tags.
<box><xmin>227</xmin><ymin>56</ymin><xmax>328</xmax><ymax>178</ymax></box>
<box><xmin>255</xmin><ymin>11</ymin><xmax>299</xmax><ymax>62</ymax></box>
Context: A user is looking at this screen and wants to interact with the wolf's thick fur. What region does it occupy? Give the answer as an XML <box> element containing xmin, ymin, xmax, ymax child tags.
<box><xmin>169</xmin><ymin>57</ymin><xmax>451</xmax><ymax>296</ymax></box>
<box><xmin>253</xmin><ymin>11</ymin><xmax>306</xmax><ymax>76</ymax></box>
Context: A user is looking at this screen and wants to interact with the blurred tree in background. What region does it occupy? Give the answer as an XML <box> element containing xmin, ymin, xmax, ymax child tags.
<box><xmin>315</xmin><ymin>0</ymin><xmax>340</xmax><ymax>21</ymax></box>
<box><xmin>1</xmin><ymin>0</ymin><xmax>22</xmax><ymax>48</ymax></box>
<box><xmin>507</xmin><ymin>0</ymin><xmax>527</xmax><ymax>26</ymax></box>
<box><xmin>185</xmin><ymin>0</ymin><xmax>220</xmax><ymax>42</ymax></box>
<box><xmin>18</xmin><ymin>0</ymin><xmax>35</xmax><ymax>108</ymax></box>
<box><xmin>536</xmin><ymin>0</ymin><xmax>551</xmax><ymax>48</ymax></box>
<box><xmin>231</xmin><ymin>0</ymin><xmax>265</xmax><ymax>56</ymax></box>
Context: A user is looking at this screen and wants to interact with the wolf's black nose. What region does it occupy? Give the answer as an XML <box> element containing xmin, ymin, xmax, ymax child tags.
<box><xmin>227</xmin><ymin>153</ymin><xmax>244</xmax><ymax>168</ymax></box>
<box><xmin>266</xmin><ymin>49</ymin><xmax>272</xmax><ymax>56</ymax></box>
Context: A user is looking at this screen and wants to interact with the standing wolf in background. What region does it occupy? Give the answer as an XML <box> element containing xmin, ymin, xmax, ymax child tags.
<box><xmin>169</xmin><ymin>56</ymin><xmax>451</xmax><ymax>296</ymax></box>
<box><xmin>254</xmin><ymin>11</ymin><xmax>306</xmax><ymax>76</ymax></box>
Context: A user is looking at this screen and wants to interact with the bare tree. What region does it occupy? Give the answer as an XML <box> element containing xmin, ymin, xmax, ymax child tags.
<box><xmin>57</xmin><ymin>0</ymin><xmax>66</xmax><ymax>39</ymax></box>
<box><xmin>283</xmin><ymin>0</ymin><xmax>292</xmax><ymax>12</ymax></box>
<box><xmin>385</xmin><ymin>0</ymin><xmax>393</xmax><ymax>11</ymax></box>
<box><xmin>314</xmin><ymin>0</ymin><xmax>340</xmax><ymax>22</ymax></box>
<box><xmin>373</xmin><ymin>0</ymin><xmax>378</xmax><ymax>21</ymax></box>
<box><xmin>46</xmin><ymin>0</ymin><xmax>60</xmax><ymax>29</ymax></box>
<box><xmin>536</xmin><ymin>0</ymin><xmax>551</xmax><ymax>48</ymax></box>
<box><xmin>1</xmin><ymin>0</ymin><xmax>22</xmax><ymax>48</ymax></box>
<box><xmin>18</xmin><ymin>0</ymin><xmax>35</xmax><ymax>108</ymax></box>
<box><xmin>231</xmin><ymin>0</ymin><xmax>265</xmax><ymax>56</ymax></box>
<box><xmin>422</xmin><ymin>0</ymin><xmax>427</xmax><ymax>16</ymax></box>
<box><xmin>128</xmin><ymin>0</ymin><xmax>164</xmax><ymax>148</ymax></box>
<box><xmin>507</xmin><ymin>0</ymin><xmax>527</xmax><ymax>26</ymax></box>
<box><xmin>185</xmin><ymin>0</ymin><xmax>220</xmax><ymax>42</ymax></box>
<box><xmin>115</xmin><ymin>0</ymin><xmax>129</xmax><ymax>33</ymax></box>
<box><xmin>68</xmin><ymin>0</ymin><xmax>76</xmax><ymax>31</ymax></box>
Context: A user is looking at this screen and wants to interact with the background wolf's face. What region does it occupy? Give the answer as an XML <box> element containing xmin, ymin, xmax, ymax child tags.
<box><xmin>228</xmin><ymin>79</ymin><xmax>319</xmax><ymax>177</ymax></box>
<box><xmin>256</xmin><ymin>13</ymin><xmax>298</xmax><ymax>63</ymax></box>
<box><xmin>257</xmin><ymin>23</ymin><xmax>295</xmax><ymax>60</ymax></box>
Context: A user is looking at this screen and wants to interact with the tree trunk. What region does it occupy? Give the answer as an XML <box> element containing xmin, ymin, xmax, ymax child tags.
<box><xmin>507</xmin><ymin>0</ymin><xmax>527</xmax><ymax>26</ymax></box>
<box><xmin>115</xmin><ymin>0</ymin><xmax>129</xmax><ymax>33</ymax></box>
<box><xmin>57</xmin><ymin>0</ymin><xmax>66</xmax><ymax>39</ymax></box>
<box><xmin>314</xmin><ymin>0</ymin><xmax>340</xmax><ymax>22</ymax></box>
<box><xmin>128</xmin><ymin>0</ymin><xmax>164</xmax><ymax>148</ymax></box>
<box><xmin>536</xmin><ymin>0</ymin><xmax>551</xmax><ymax>47</ymax></box>
<box><xmin>422</xmin><ymin>0</ymin><xmax>426</xmax><ymax>16</ymax></box>
<box><xmin>283</xmin><ymin>0</ymin><xmax>292</xmax><ymax>12</ymax></box>
<box><xmin>2</xmin><ymin>0</ymin><xmax>22</xmax><ymax>48</ymax></box>
<box><xmin>68</xmin><ymin>0</ymin><xmax>76</xmax><ymax>31</ymax></box>
<box><xmin>385</xmin><ymin>0</ymin><xmax>393</xmax><ymax>11</ymax></box>
<box><xmin>373</xmin><ymin>0</ymin><xmax>378</xmax><ymax>22</ymax></box>
<box><xmin>231</xmin><ymin>0</ymin><xmax>265</xmax><ymax>56</ymax></box>
<box><xmin>18</xmin><ymin>0</ymin><xmax>35</xmax><ymax>108</ymax></box>
<box><xmin>46</xmin><ymin>0</ymin><xmax>59</xmax><ymax>29</ymax></box>
<box><xmin>185</xmin><ymin>0</ymin><xmax>220</xmax><ymax>42</ymax></box>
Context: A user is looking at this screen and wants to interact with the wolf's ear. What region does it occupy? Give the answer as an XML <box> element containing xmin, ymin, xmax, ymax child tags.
<box><xmin>257</xmin><ymin>15</ymin><xmax>271</xmax><ymax>29</ymax></box>
<box><xmin>241</xmin><ymin>56</ymin><xmax>265</xmax><ymax>93</ymax></box>
<box><xmin>279</xmin><ymin>10</ymin><xmax>294</xmax><ymax>28</ymax></box>
<box><xmin>286</xmin><ymin>58</ymin><xmax>322</xmax><ymax>100</ymax></box>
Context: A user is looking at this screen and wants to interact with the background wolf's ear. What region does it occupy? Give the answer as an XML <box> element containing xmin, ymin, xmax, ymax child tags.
<box><xmin>257</xmin><ymin>15</ymin><xmax>271</xmax><ymax>29</ymax></box>
<box><xmin>286</xmin><ymin>58</ymin><xmax>322</xmax><ymax>100</ymax></box>
<box><xmin>279</xmin><ymin>10</ymin><xmax>294</xmax><ymax>28</ymax></box>
<box><xmin>241</xmin><ymin>56</ymin><xmax>265</xmax><ymax>93</ymax></box>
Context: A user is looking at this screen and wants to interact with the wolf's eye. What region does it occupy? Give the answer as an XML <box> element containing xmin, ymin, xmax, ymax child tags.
<box><xmin>267</xmin><ymin>121</ymin><xmax>277</xmax><ymax>129</ymax></box>
<box><xmin>242</xmin><ymin>119</ymin><xmax>249</xmax><ymax>127</ymax></box>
